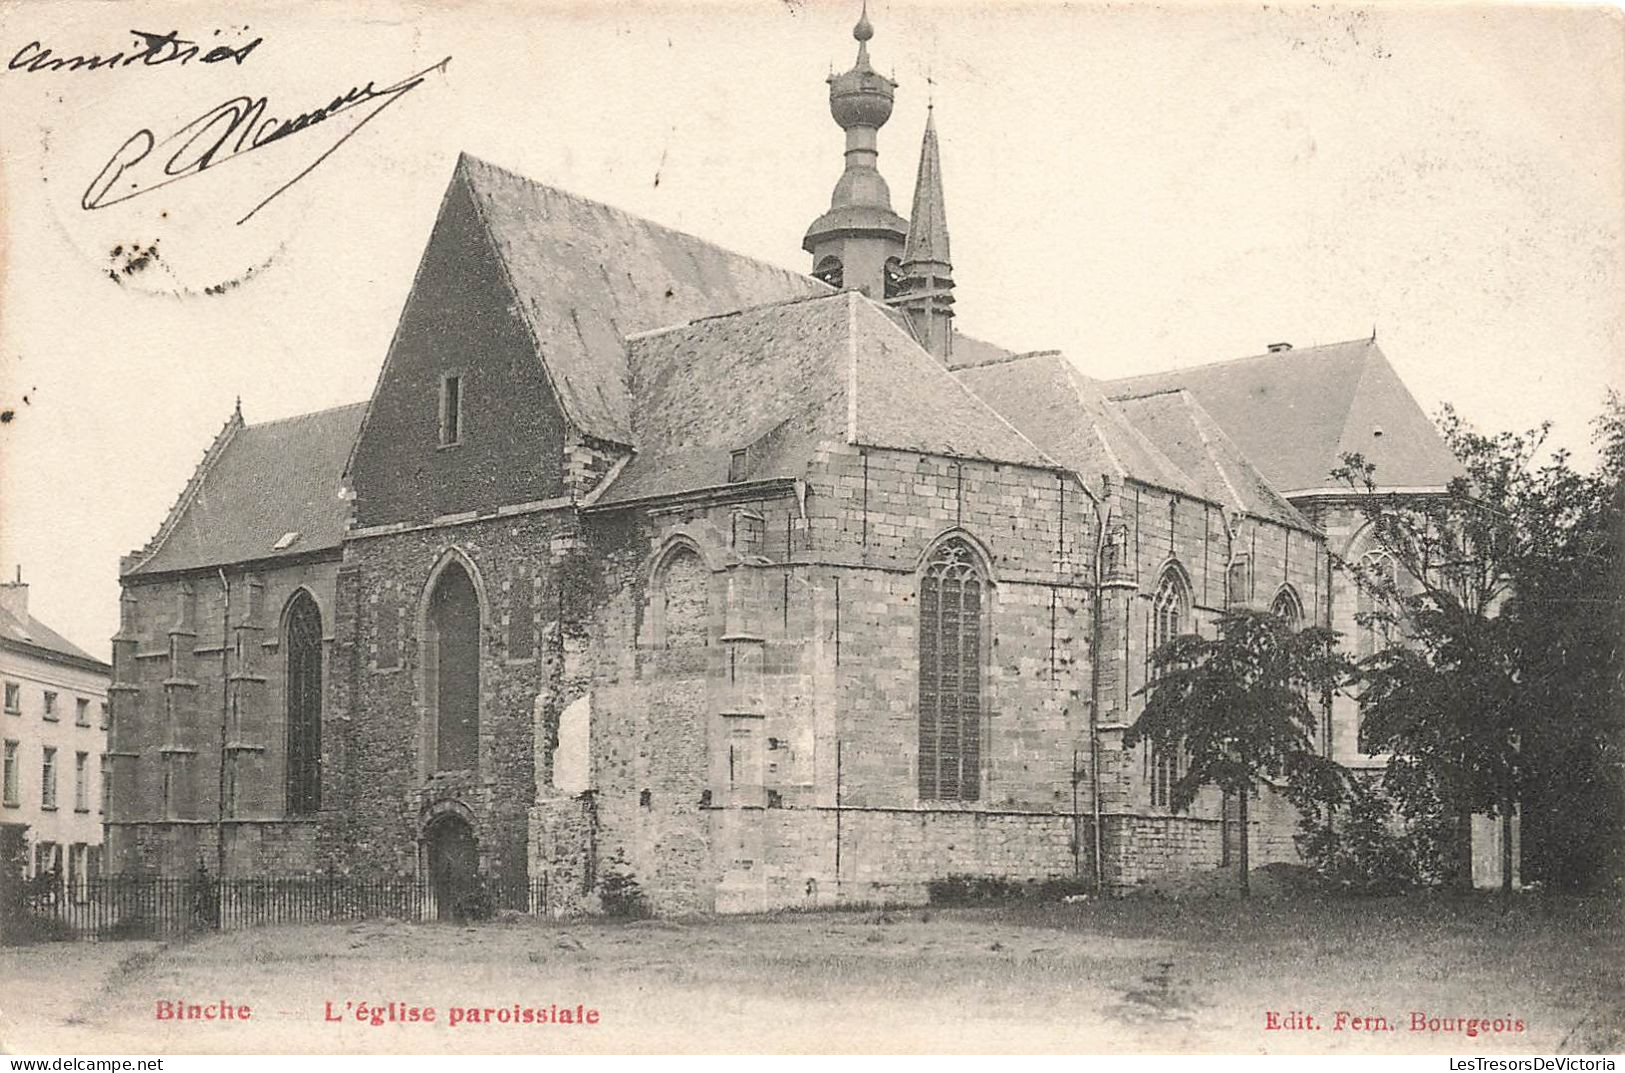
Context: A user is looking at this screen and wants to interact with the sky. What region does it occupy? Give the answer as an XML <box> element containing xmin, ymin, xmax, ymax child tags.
<box><xmin>0</xmin><ymin>0</ymin><xmax>1620</xmax><ymax>661</ymax></box>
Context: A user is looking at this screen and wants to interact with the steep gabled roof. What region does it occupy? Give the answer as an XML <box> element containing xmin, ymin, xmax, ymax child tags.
<box><xmin>0</xmin><ymin>604</ymin><xmax>109</xmax><ymax>672</ymax></box>
<box><xmin>456</xmin><ymin>154</ymin><xmax>832</xmax><ymax>446</ymax></box>
<box><xmin>953</xmin><ymin>350</ymin><xmax>1207</xmax><ymax>502</ymax></box>
<box><xmin>1111</xmin><ymin>389</ymin><xmax>1315</xmax><ymax>532</ymax></box>
<box><xmin>597</xmin><ymin>292</ymin><xmax>1053</xmax><ymax>505</ymax></box>
<box><xmin>124</xmin><ymin>403</ymin><xmax>367</xmax><ymax>578</ymax></box>
<box><xmin>1105</xmin><ymin>339</ymin><xmax>1463</xmax><ymax>493</ymax></box>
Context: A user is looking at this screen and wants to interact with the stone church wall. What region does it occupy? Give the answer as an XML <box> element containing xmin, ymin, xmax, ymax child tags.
<box><xmin>106</xmin><ymin>558</ymin><xmax>341</xmax><ymax>877</ymax></box>
<box><xmin>335</xmin><ymin>506</ymin><xmax>575</xmax><ymax>883</ymax></box>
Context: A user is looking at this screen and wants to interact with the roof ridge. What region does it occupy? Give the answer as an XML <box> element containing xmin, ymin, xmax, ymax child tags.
<box><xmin>246</xmin><ymin>399</ymin><xmax>369</xmax><ymax>430</ymax></box>
<box><xmin>625</xmin><ymin>291</ymin><xmax>846</xmax><ymax>342</ymax></box>
<box><xmin>1108</xmin><ymin>336</ymin><xmax>1378</xmax><ymax>385</ymax></box>
<box><xmin>1107</xmin><ymin>385</ymin><xmax>1186</xmax><ymax>402</ymax></box>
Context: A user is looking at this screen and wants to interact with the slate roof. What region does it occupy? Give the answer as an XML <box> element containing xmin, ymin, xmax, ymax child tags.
<box><xmin>1111</xmin><ymin>390</ymin><xmax>1315</xmax><ymax>532</ymax></box>
<box><xmin>1105</xmin><ymin>339</ymin><xmax>1463</xmax><ymax>493</ymax></box>
<box><xmin>124</xmin><ymin>403</ymin><xmax>367</xmax><ymax>577</ymax></box>
<box><xmin>457</xmin><ymin>154</ymin><xmax>832</xmax><ymax>446</ymax></box>
<box><xmin>953</xmin><ymin>350</ymin><xmax>1208</xmax><ymax>502</ymax></box>
<box><xmin>598</xmin><ymin>292</ymin><xmax>1054</xmax><ymax>505</ymax></box>
<box><xmin>0</xmin><ymin>604</ymin><xmax>109</xmax><ymax>671</ymax></box>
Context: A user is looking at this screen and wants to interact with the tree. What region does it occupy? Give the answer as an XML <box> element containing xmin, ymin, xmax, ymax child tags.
<box><xmin>1336</xmin><ymin>393</ymin><xmax>1625</xmax><ymax>896</ymax></box>
<box><xmin>1127</xmin><ymin>609</ymin><xmax>1354</xmax><ymax>896</ymax></box>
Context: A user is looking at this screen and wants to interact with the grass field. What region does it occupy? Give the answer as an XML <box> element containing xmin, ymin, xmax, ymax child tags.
<box><xmin>1</xmin><ymin>891</ymin><xmax>1618</xmax><ymax>1054</ymax></box>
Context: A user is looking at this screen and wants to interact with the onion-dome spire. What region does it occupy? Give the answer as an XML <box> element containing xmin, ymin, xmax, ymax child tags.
<box><xmin>803</xmin><ymin>2</ymin><xmax>908</xmax><ymax>299</ymax></box>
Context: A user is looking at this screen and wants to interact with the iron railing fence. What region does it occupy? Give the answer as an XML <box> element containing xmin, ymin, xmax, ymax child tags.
<box><xmin>0</xmin><ymin>872</ymin><xmax>549</xmax><ymax>942</ymax></box>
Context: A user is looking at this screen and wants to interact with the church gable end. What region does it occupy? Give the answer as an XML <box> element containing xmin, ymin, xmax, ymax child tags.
<box><xmin>348</xmin><ymin>168</ymin><xmax>569</xmax><ymax>528</ymax></box>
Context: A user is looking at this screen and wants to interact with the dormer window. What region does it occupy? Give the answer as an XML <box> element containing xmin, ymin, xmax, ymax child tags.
<box><xmin>728</xmin><ymin>449</ymin><xmax>748</xmax><ymax>484</ymax></box>
<box><xmin>438</xmin><ymin>373</ymin><xmax>463</xmax><ymax>447</ymax></box>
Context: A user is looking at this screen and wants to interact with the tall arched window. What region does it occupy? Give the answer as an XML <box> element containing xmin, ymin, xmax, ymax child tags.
<box><xmin>285</xmin><ymin>591</ymin><xmax>323</xmax><ymax>815</ymax></box>
<box><xmin>918</xmin><ymin>539</ymin><xmax>985</xmax><ymax>802</ymax></box>
<box><xmin>429</xmin><ymin>561</ymin><xmax>481</xmax><ymax>772</ymax></box>
<box><xmin>814</xmin><ymin>256</ymin><xmax>844</xmax><ymax>289</ymax></box>
<box><xmin>1272</xmin><ymin>586</ymin><xmax>1303</xmax><ymax>628</ymax></box>
<box><xmin>1355</xmin><ymin>551</ymin><xmax>1397</xmax><ymax>753</ymax></box>
<box><xmin>1149</xmin><ymin>568</ymin><xmax>1189</xmax><ymax>808</ymax></box>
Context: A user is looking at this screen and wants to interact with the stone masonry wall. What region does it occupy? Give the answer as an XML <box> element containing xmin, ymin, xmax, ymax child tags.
<box><xmin>107</xmin><ymin>559</ymin><xmax>340</xmax><ymax>877</ymax></box>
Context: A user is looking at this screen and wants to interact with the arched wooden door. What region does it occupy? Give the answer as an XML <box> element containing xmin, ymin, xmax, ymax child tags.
<box><xmin>425</xmin><ymin>814</ymin><xmax>478</xmax><ymax>921</ymax></box>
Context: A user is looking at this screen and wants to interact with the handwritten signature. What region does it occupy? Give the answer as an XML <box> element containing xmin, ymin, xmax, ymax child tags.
<box><xmin>81</xmin><ymin>56</ymin><xmax>451</xmax><ymax>224</ymax></box>
<box><xmin>9</xmin><ymin>29</ymin><xmax>262</xmax><ymax>73</ymax></box>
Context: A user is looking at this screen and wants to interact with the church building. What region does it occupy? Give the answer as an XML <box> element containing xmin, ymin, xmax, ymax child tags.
<box><xmin>105</xmin><ymin>11</ymin><xmax>1465</xmax><ymax>912</ymax></box>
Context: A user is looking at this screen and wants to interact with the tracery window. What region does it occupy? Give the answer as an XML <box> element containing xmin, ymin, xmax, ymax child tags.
<box><xmin>1149</xmin><ymin>568</ymin><xmax>1189</xmax><ymax>808</ymax></box>
<box><xmin>1272</xmin><ymin>586</ymin><xmax>1303</xmax><ymax>628</ymax></box>
<box><xmin>285</xmin><ymin>591</ymin><xmax>323</xmax><ymax>815</ymax></box>
<box><xmin>918</xmin><ymin>539</ymin><xmax>985</xmax><ymax>802</ymax></box>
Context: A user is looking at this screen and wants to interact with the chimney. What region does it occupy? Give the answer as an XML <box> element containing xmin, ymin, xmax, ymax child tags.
<box><xmin>0</xmin><ymin>566</ymin><xmax>27</xmax><ymax>622</ymax></box>
<box><xmin>1267</xmin><ymin>342</ymin><xmax>1293</xmax><ymax>353</ymax></box>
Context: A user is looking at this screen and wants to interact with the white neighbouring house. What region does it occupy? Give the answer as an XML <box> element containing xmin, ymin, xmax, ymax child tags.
<box><xmin>0</xmin><ymin>574</ymin><xmax>112</xmax><ymax>890</ymax></box>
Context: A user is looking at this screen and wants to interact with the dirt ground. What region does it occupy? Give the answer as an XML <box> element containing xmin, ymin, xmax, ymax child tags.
<box><xmin>1</xmin><ymin>892</ymin><xmax>1619</xmax><ymax>1054</ymax></box>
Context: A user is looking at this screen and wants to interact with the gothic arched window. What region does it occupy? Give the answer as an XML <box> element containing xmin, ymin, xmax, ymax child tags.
<box><xmin>1149</xmin><ymin>568</ymin><xmax>1189</xmax><ymax>808</ymax></box>
<box><xmin>1355</xmin><ymin>551</ymin><xmax>1397</xmax><ymax>753</ymax></box>
<box><xmin>285</xmin><ymin>591</ymin><xmax>323</xmax><ymax>815</ymax></box>
<box><xmin>918</xmin><ymin>539</ymin><xmax>985</xmax><ymax>802</ymax></box>
<box><xmin>428</xmin><ymin>561</ymin><xmax>481</xmax><ymax>772</ymax></box>
<box><xmin>1272</xmin><ymin>586</ymin><xmax>1303</xmax><ymax>628</ymax></box>
<box><xmin>814</xmin><ymin>256</ymin><xmax>844</xmax><ymax>289</ymax></box>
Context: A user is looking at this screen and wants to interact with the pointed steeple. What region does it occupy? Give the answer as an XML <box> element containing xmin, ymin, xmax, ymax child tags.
<box><xmin>904</xmin><ymin>106</ymin><xmax>951</xmax><ymax>269</ymax></box>
<box><xmin>803</xmin><ymin>4</ymin><xmax>908</xmax><ymax>300</ymax></box>
<box><xmin>894</xmin><ymin>107</ymin><xmax>955</xmax><ymax>364</ymax></box>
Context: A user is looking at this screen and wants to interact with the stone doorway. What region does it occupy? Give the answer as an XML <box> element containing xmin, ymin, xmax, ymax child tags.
<box><xmin>424</xmin><ymin>813</ymin><xmax>479</xmax><ymax>921</ymax></box>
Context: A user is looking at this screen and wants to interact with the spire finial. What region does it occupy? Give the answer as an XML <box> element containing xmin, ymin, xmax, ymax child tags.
<box><xmin>234</xmin><ymin>394</ymin><xmax>242</xmax><ymax>419</ymax></box>
<box><xmin>854</xmin><ymin>0</ymin><xmax>873</xmax><ymax>42</ymax></box>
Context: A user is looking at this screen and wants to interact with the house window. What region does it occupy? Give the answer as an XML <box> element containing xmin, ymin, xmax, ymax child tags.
<box><xmin>428</xmin><ymin>561</ymin><xmax>481</xmax><ymax>772</ymax></box>
<box><xmin>76</xmin><ymin>698</ymin><xmax>91</xmax><ymax>726</ymax></box>
<box><xmin>438</xmin><ymin>373</ymin><xmax>463</xmax><ymax>447</ymax></box>
<box><xmin>74</xmin><ymin>751</ymin><xmax>88</xmax><ymax>812</ymax></box>
<box><xmin>41</xmin><ymin>746</ymin><xmax>57</xmax><ymax>809</ymax></box>
<box><xmin>2</xmin><ymin>682</ymin><xmax>18</xmax><ymax>713</ymax></box>
<box><xmin>1149</xmin><ymin>568</ymin><xmax>1189</xmax><ymax>808</ymax></box>
<box><xmin>285</xmin><ymin>591</ymin><xmax>324</xmax><ymax>815</ymax></box>
<box><xmin>918</xmin><ymin>538</ymin><xmax>986</xmax><ymax>802</ymax></box>
<box><xmin>42</xmin><ymin>691</ymin><xmax>58</xmax><ymax>721</ymax></box>
<box><xmin>2</xmin><ymin>740</ymin><xmax>17</xmax><ymax>806</ymax></box>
